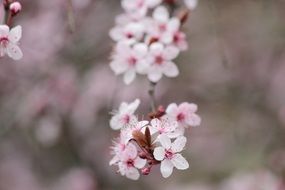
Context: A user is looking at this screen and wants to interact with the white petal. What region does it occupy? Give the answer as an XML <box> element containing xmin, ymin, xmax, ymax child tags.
<box><xmin>136</xmin><ymin>60</ymin><xmax>149</xmax><ymax>74</ymax></box>
<box><xmin>109</xmin><ymin>27</ymin><xmax>124</xmax><ymax>41</ymax></box>
<box><xmin>158</xmin><ymin>134</ymin><xmax>171</xmax><ymax>149</ymax></box>
<box><xmin>110</xmin><ymin>60</ymin><xmax>128</xmax><ymax>75</ymax></box>
<box><xmin>150</xmin><ymin>118</ymin><xmax>161</xmax><ymax>129</ymax></box>
<box><xmin>149</xmin><ymin>42</ymin><xmax>164</xmax><ymax>55</ymax></box>
<box><xmin>126</xmin><ymin>167</ymin><xmax>140</xmax><ymax>180</ymax></box>
<box><xmin>180</xmin><ymin>102</ymin><xmax>198</xmax><ymax>113</ymax></box>
<box><xmin>186</xmin><ymin>114</ymin><xmax>201</xmax><ymax>127</ymax></box>
<box><xmin>110</xmin><ymin>115</ymin><xmax>123</xmax><ymax>130</ymax></box>
<box><xmin>127</xmin><ymin>99</ymin><xmax>140</xmax><ymax>113</ymax></box>
<box><xmin>171</xmin><ymin>136</ymin><xmax>187</xmax><ymax>153</ymax></box>
<box><xmin>148</xmin><ymin>70</ymin><xmax>162</xmax><ymax>82</ymax></box>
<box><xmin>184</xmin><ymin>0</ymin><xmax>198</xmax><ymax>10</ymax></box>
<box><xmin>133</xmin><ymin>43</ymin><xmax>148</xmax><ymax>58</ymax></box>
<box><xmin>167</xmin><ymin>18</ymin><xmax>180</xmax><ymax>32</ymax></box>
<box><xmin>153</xmin><ymin>6</ymin><xmax>169</xmax><ymax>23</ymax></box>
<box><xmin>123</xmin><ymin>70</ymin><xmax>136</xmax><ymax>84</ymax></box>
<box><xmin>8</xmin><ymin>25</ymin><xmax>22</xmax><ymax>43</ymax></box>
<box><xmin>146</xmin><ymin>0</ymin><xmax>162</xmax><ymax>8</ymax></box>
<box><xmin>7</xmin><ymin>43</ymin><xmax>23</xmax><ymax>60</ymax></box>
<box><xmin>166</xmin><ymin>103</ymin><xmax>178</xmax><ymax>115</ymax></box>
<box><xmin>153</xmin><ymin>147</ymin><xmax>165</xmax><ymax>161</ymax></box>
<box><xmin>134</xmin><ymin>157</ymin><xmax>146</xmax><ymax>169</ymax></box>
<box><xmin>109</xmin><ymin>155</ymin><xmax>119</xmax><ymax>165</ymax></box>
<box><xmin>160</xmin><ymin>159</ymin><xmax>174</xmax><ymax>178</ymax></box>
<box><xmin>123</xmin><ymin>143</ymin><xmax>137</xmax><ymax>160</ymax></box>
<box><xmin>0</xmin><ymin>25</ymin><xmax>9</xmax><ymax>36</ymax></box>
<box><xmin>162</xmin><ymin>61</ymin><xmax>179</xmax><ymax>77</ymax></box>
<box><xmin>163</xmin><ymin>45</ymin><xmax>179</xmax><ymax>60</ymax></box>
<box><xmin>171</xmin><ymin>153</ymin><xmax>189</xmax><ymax>170</ymax></box>
<box><xmin>137</xmin><ymin>120</ymin><xmax>149</xmax><ymax>128</ymax></box>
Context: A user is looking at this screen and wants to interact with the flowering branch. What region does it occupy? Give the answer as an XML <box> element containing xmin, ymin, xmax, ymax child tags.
<box><xmin>108</xmin><ymin>0</ymin><xmax>201</xmax><ymax>180</ymax></box>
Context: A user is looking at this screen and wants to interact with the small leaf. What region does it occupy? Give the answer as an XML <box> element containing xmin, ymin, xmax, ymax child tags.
<box><xmin>145</xmin><ymin>127</ymin><xmax>151</xmax><ymax>147</ymax></box>
<box><xmin>132</xmin><ymin>130</ymin><xmax>148</xmax><ymax>148</ymax></box>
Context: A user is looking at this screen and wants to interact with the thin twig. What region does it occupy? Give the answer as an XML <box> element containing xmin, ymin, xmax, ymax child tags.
<box><xmin>148</xmin><ymin>81</ymin><xmax>157</xmax><ymax>112</ymax></box>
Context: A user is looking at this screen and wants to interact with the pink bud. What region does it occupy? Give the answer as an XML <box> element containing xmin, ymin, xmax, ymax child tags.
<box><xmin>10</xmin><ymin>2</ymin><xmax>22</xmax><ymax>15</ymax></box>
<box><xmin>139</xmin><ymin>152</ymin><xmax>147</xmax><ymax>159</ymax></box>
<box><xmin>141</xmin><ymin>167</ymin><xmax>151</xmax><ymax>175</ymax></box>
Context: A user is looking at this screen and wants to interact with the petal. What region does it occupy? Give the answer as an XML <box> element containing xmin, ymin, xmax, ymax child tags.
<box><xmin>153</xmin><ymin>6</ymin><xmax>169</xmax><ymax>23</ymax></box>
<box><xmin>163</xmin><ymin>45</ymin><xmax>179</xmax><ymax>60</ymax></box>
<box><xmin>109</xmin><ymin>155</ymin><xmax>119</xmax><ymax>165</ymax></box>
<box><xmin>166</xmin><ymin>103</ymin><xmax>179</xmax><ymax>115</ymax></box>
<box><xmin>184</xmin><ymin>0</ymin><xmax>198</xmax><ymax>10</ymax></box>
<box><xmin>171</xmin><ymin>153</ymin><xmax>189</xmax><ymax>170</ymax></box>
<box><xmin>134</xmin><ymin>157</ymin><xmax>146</xmax><ymax>169</ymax></box>
<box><xmin>149</xmin><ymin>42</ymin><xmax>164</xmax><ymax>55</ymax></box>
<box><xmin>162</xmin><ymin>61</ymin><xmax>179</xmax><ymax>77</ymax></box>
<box><xmin>186</xmin><ymin>114</ymin><xmax>201</xmax><ymax>127</ymax></box>
<box><xmin>7</xmin><ymin>43</ymin><xmax>23</xmax><ymax>60</ymax></box>
<box><xmin>123</xmin><ymin>143</ymin><xmax>137</xmax><ymax>160</ymax></box>
<box><xmin>133</xmin><ymin>43</ymin><xmax>148</xmax><ymax>58</ymax></box>
<box><xmin>109</xmin><ymin>27</ymin><xmax>124</xmax><ymax>41</ymax></box>
<box><xmin>158</xmin><ymin>134</ymin><xmax>171</xmax><ymax>149</ymax></box>
<box><xmin>123</xmin><ymin>70</ymin><xmax>136</xmax><ymax>84</ymax></box>
<box><xmin>150</xmin><ymin>118</ymin><xmax>161</xmax><ymax>129</ymax></box>
<box><xmin>137</xmin><ymin>120</ymin><xmax>149</xmax><ymax>128</ymax></box>
<box><xmin>8</xmin><ymin>25</ymin><xmax>22</xmax><ymax>43</ymax></box>
<box><xmin>160</xmin><ymin>159</ymin><xmax>174</xmax><ymax>178</ymax></box>
<box><xmin>153</xmin><ymin>147</ymin><xmax>165</xmax><ymax>161</ymax></box>
<box><xmin>126</xmin><ymin>167</ymin><xmax>140</xmax><ymax>180</ymax></box>
<box><xmin>110</xmin><ymin>115</ymin><xmax>124</xmax><ymax>130</ymax></box>
<box><xmin>148</xmin><ymin>69</ymin><xmax>162</xmax><ymax>82</ymax></box>
<box><xmin>180</xmin><ymin>102</ymin><xmax>198</xmax><ymax>113</ymax></box>
<box><xmin>167</xmin><ymin>18</ymin><xmax>180</xmax><ymax>32</ymax></box>
<box><xmin>127</xmin><ymin>99</ymin><xmax>140</xmax><ymax>113</ymax></box>
<box><xmin>136</xmin><ymin>60</ymin><xmax>149</xmax><ymax>74</ymax></box>
<box><xmin>171</xmin><ymin>136</ymin><xmax>187</xmax><ymax>153</ymax></box>
<box><xmin>110</xmin><ymin>60</ymin><xmax>128</xmax><ymax>75</ymax></box>
<box><xmin>146</xmin><ymin>0</ymin><xmax>162</xmax><ymax>8</ymax></box>
<box><xmin>0</xmin><ymin>25</ymin><xmax>9</xmax><ymax>36</ymax></box>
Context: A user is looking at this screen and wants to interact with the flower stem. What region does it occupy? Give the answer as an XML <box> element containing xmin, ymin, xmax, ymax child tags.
<box><xmin>148</xmin><ymin>81</ymin><xmax>157</xmax><ymax>112</ymax></box>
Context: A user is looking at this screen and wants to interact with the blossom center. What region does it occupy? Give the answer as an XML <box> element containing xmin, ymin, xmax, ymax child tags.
<box><xmin>128</xmin><ymin>56</ymin><xmax>137</xmax><ymax>66</ymax></box>
<box><xmin>173</xmin><ymin>32</ymin><xmax>181</xmax><ymax>43</ymax></box>
<box><xmin>125</xmin><ymin>32</ymin><xmax>134</xmax><ymax>39</ymax></box>
<box><xmin>155</xmin><ymin>55</ymin><xmax>164</xmax><ymax>65</ymax></box>
<box><xmin>165</xmin><ymin>150</ymin><xmax>174</xmax><ymax>159</ymax></box>
<box><xmin>126</xmin><ymin>159</ymin><xmax>134</xmax><ymax>167</ymax></box>
<box><xmin>0</xmin><ymin>37</ymin><xmax>9</xmax><ymax>47</ymax></box>
<box><xmin>122</xmin><ymin>114</ymin><xmax>130</xmax><ymax>124</ymax></box>
<box><xmin>159</xmin><ymin>24</ymin><xmax>167</xmax><ymax>32</ymax></box>
<box><xmin>176</xmin><ymin>113</ymin><xmax>185</xmax><ymax>122</ymax></box>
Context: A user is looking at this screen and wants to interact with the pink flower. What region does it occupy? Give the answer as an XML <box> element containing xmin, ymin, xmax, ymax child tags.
<box><xmin>146</xmin><ymin>42</ymin><xmax>179</xmax><ymax>82</ymax></box>
<box><xmin>117</xmin><ymin>143</ymin><xmax>146</xmax><ymax>180</ymax></box>
<box><xmin>153</xmin><ymin>134</ymin><xmax>189</xmax><ymax>178</ymax></box>
<box><xmin>110</xmin><ymin>42</ymin><xmax>148</xmax><ymax>84</ymax></box>
<box><xmin>0</xmin><ymin>25</ymin><xmax>23</xmax><ymax>60</ymax></box>
<box><xmin>166</xmin><ymin>102</ymin><xmax>201</xmax><ymax>127</ymax></box>
<box><xmin>148</xmin><ymin>117</ymin><xmax>180</xmax><ymax>138</ymax></box>
<box><xmin>110</xmin><ymin>99</ymin><xmax>140</xmax><ymax>130</ymax></box>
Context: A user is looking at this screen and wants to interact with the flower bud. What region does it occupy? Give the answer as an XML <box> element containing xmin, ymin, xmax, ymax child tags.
<box><xmin>139</xmin><ymin>152</ymin><xmax>147</xmax><ymax>159</ymax></box>
<box><xmin>141</xmin><ymin>167</ymin><xmax>151</xmax><ymax>175</ymax></box>
<box><xmin>10</xmin><ymin>2</ymin><xmax>22</xmax><ymax>16</ymax></box>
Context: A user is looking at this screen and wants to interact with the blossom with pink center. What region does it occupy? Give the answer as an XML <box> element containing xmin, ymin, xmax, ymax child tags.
<box><xmin>117</xmin><ymin>143</ymin><xmax>146</xmax><ymax>180</ymax></box>
<box><xmin>110</xmin><ymin>99</ymin><xmax>140</xmax><ymax>130</ymax></box>
<box><xmin>153</xmin><ymin>134</ymin><xmax>189</xmax><ymax>178</ymax></box>
<box><xmin>184</xmin><ymin>0</ymin><xmax>199</xmax><ymax>10</ymax></box>
<box><xmin>109</xmin><ymin>22</ymin><xmax>145</xmax><ymax>42</ymax></box>
<box><xmin>148</xmin><ymin>117</ymin><xmax>180</xmax><ymax>139</ymax></box>
<box><xmin>145</xmin><ymin>42</ymin><xmax>179</xmax><ymax>82</ymax></box>
<box><xmin>110</xmin><ymin>42</ymin><xmax>148</xmax><ymax>84</ymax></box>
<box><xmin>0</xmin><ymin>25</ymin><xmax>23</xmax><ymax>60</ymax></box>
<box><xmin>166</xmin><ymin>102</ymin><xmax>201</xmax><ymax>128</ymax></box>
<box><xmin>145</xmin><ymin>6</ymin><xmax>181</xmax><ymax>45</ymax></box>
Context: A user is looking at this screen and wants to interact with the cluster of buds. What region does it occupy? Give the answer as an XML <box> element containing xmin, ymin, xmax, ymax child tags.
<box><xmin>109</xmin><ymin>99</ymin><xmax>201</xmax><ymax>180</ymax></box>
<box><xmin>109</xmin><ymin>0</ymin><xmax>198</xmax><ymax>84</ymax></box>
<box><xmin>0</xmin><ymin>0</ymin><xmax>23</xmax><ymax>60</ymax></box>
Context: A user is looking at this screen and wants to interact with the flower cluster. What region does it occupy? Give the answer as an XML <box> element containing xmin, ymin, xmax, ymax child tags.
<box><xmin>0</xmin><ymin>1</ymin><xmax>23</xmax><ymax>60</ymax></box>
<box><xmin>109</xmin><ymin>99</ymin><xmax>201</xmax><ymax>180</ymax></box>
<box><xmin>109</xmin><ymin>0</ymin><xmax>198</xmax><ymax>84</ymax></box>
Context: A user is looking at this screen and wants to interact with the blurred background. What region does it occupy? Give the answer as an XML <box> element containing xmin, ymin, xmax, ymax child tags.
<box><xmin>0</xmin><ymin>0</ymin><xmax>285</xmax><ymax>189</ymax></box>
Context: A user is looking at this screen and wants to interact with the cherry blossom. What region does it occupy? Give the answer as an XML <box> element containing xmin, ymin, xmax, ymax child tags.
<box><xmin>153</xmin><ymin>134</ymin><xmax>189</xmax><ymax>178</ymax></box>
<box><xmin>0</xmin><ymin>25</ymin><xmax>23</xmax><ymax>60</ymax></box>
<box><xmin>110</xmin><ymin>42</ymin><xmax>148</xmax><ymax>84</ymax></box>
<box><xmin>110</xmin><ymin>99</ymin><xmax>140</xmax><ymax>130</ymax></box>
<box><xmin>146</xmin><ymin>42</ymin><xmax>179</xmax><ymax>82</ymax></box>
<box><xmin>148</xmin><ymin>117</ymin><xmax>180</xmax><ymax>138</ymax></box>
<box><xmin>117</xmin><ymin>143</ymin><xmax>146</xmax><ymax>180</ymax></box>
<box><xmin>166</xmin><ymin>102</ymin><xmax>201</xmax><ymax>127</ymax></box>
